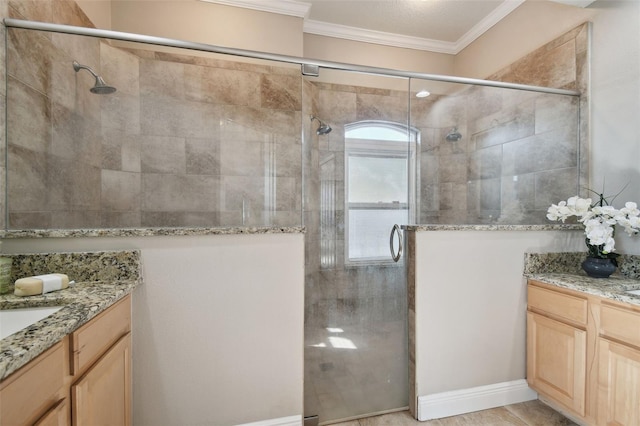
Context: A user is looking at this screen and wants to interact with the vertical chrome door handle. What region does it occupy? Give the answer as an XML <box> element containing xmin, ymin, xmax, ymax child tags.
<box><xmin>390</xmin><ymin>224</ymin><xmax>403</xmax><ymax>262</ymax></box>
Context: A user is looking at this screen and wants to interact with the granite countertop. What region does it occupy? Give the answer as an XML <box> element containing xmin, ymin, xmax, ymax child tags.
<box><xmin>527</xmin><ymin>273</ymin><xmax>640</xmax><ymax>307</ymax></box>
<box><xmin>0</xmin><ymin>250</ymin><xmax>142</xmax><ymax>381</ymax></box>
<box><xmin>0</xmin><ymin>226</ymin><xmax>305</xmax><ymax>239</ymax></box>
<box><xmin>0</xmin><ymin>280</ymin><xmax>139</xmax><ymax>380</ymax></box>
<box><xmin>524</xmin><ymin>252</ymin><xmax>640</xmax><ymax>308</ymax></box>
<box><xmin>402</xmin><ymin>224</ymin><xmax>583</xmax><ymax>232</ymax></box>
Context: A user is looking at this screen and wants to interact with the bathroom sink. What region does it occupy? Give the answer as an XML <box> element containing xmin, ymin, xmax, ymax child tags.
<box><xmin>626</xmin><ymin>289</ymin><xmax>640</xmax><ymax>296</ymax></box>
<box><xmin>0</xmin><ymin>306</ymin><xmax>64</xmax><ymax>339</ymax></box>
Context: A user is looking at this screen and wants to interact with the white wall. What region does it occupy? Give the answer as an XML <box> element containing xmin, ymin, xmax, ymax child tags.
<box><xmin>1</xmin><ymin>233</ymin><xmax>305</xmax><ymax>426</ymax></box>
<box><xmin>589</xmin><ymin>0</ymin><xmax>640</xmax><ymax>255</ymax></box>
<box><xmin>413</xmin><ymin>230</ymin><xmax>583</xmax><ymax>418</ymax></box>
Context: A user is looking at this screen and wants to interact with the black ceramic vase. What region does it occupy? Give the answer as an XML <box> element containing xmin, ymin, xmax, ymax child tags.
<box><xmin>581</xmin><ymin>256</ymin><xmax>617</xmax><ymax>278</ymax></box>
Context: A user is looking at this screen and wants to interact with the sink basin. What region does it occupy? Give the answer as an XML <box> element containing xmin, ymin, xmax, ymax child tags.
<box><xmin>0</xmin><ymin>306</ymin><xmax>64</xmax><ymax>339</ymax></box>
<box><xmin>626</xmin><ymin>289</ymin><xmax>640</xmax><ymax>296</ymax></box>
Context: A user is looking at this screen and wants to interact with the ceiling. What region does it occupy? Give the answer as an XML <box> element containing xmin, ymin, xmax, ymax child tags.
<box><xmin>204</xmin><ymin>0</ymin><xmax>595</xmax><ymax>54</ymax></box>
<box><xmin>303</xmin><ymin>0</ymin><xmax>507</xmax><ymax>42</ymax></box>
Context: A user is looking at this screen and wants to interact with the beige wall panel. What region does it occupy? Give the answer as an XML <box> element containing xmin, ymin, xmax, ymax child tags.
<box><xmin>110</xmin><ymin>0</ymin><xmax>303</xmax><ymax>56</ymax></box>
<box><xmin>414</xmin><ymin>230</ymin><xmax>584</xmax><ymax>397</ymax></box>
<box><xmin>76</xmin><ymin>0</ymin><xmax>111</xmax><ymax>29</ymax></box>
<box><xmin>454</xmin><ymin>1</ymin><xmax>594</xmax><ymax>79</ymax></box>
<box><xmin>1</xmin><ymin>233</ymin><xmax>305</xmax><ymax>425</ymax></box>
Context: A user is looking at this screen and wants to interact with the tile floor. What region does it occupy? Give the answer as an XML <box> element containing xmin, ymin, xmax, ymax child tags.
<box><xmin>327</xmin><ymin>400</ymin><xmax>578</xmax><ymax>425</ymax></box>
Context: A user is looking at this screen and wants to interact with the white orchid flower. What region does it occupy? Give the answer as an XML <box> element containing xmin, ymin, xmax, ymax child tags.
<box><xmin>548</xmin><ymin>192</ymin><xmax>639</xmax><ymax>257</ymax></box>
<box><xmin>621</xmin><ymin>202</ymin><xmax>639</xmax><ymax>216</ymax></box>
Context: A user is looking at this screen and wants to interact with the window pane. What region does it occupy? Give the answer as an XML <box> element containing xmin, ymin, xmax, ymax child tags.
<box><xmin>348</xmin><ymin>209</ymin><xmax>408</xmax><ymax>260</ymax></box>
<box><xmin>348</xmin><ymin>156</ymin><xmax>408</xmax><ymax>203</ymax></box>
<box><xmin>346</xmin><ymin>126</ymin><xmax>412</xmax><ymax>141</ymax></box>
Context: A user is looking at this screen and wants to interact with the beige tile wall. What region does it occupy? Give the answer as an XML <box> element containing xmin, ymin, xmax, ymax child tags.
<box><xmin>413</xmin><ymin>24</ymin><xmax>586</xmax><ymax>224</ymax></box>
<box><xmin>5</xmin><ymin>1</ymin><xmax>304</xmax><ymax>229</ymax></box>
<box><xmin>2</xmin><ymin>0</ymin><xmax>586</xmax><ymax>230</ymax></box>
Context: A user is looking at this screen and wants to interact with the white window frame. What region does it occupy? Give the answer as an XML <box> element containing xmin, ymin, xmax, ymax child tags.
<box><xmin>344</xmin><ymin>121</ymin><xmax>418</xmax><ymax>266</ymax></box>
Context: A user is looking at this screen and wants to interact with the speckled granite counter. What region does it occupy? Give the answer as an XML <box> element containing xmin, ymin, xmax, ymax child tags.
<box><xmin>524</xmin><ymin>252</ymin><xmax>640</xmax><ymax>307</ymax></box>
<box><xmin>0</xmin><ymin>226</ymin><xmax>305</xmax><ymax>239</ymax></box>
<box><xmin>403</xmin><ymin>224</ymin><xmax>582</xmax><ymax>231</ymax></box>
<box><xmin>0</xmin><ymin>250</ymin><xmax>142</xmax><ymax>380</ymax></box>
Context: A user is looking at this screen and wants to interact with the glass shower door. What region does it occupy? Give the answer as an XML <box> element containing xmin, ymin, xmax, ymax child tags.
<box><xmin>303</xmin><ymin>69</ymin><xmax>413</xmax><ymax>423</ymax></box>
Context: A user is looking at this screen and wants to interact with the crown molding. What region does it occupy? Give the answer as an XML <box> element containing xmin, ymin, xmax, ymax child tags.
<box><xmin>454</xmin><ymin>0</ymin><xmax>525</xmax><ymax>54</ymax></box>
<box><xmin>198</xmin><ymin>0</ymin><xmax>311</xmax><ymax>18</ymax></box>
<box><xmin>304</xmin><ymin>20</ymin><xmax>457</xmax><ymax>54</ymax></box>
<box><xmin>203</xmin><ymin>0</ymin><xmax>528</xmax><ymax>55</ymax></box>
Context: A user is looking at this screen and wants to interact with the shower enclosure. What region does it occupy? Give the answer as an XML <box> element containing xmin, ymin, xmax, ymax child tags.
<box><xmin>3</xmin><ymin>17</ymin><xmax>582</xmax><ymax>425</ymax></box>
<box><xmin>302</xmin><ymin>70</ymin><xmax>414</xmax><ymax>422</ymax></box>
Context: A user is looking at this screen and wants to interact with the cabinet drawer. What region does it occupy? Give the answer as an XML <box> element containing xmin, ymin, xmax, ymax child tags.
<box><xmin>71</xmin><ymin>295</ymin><xmax>131</xmax><ymax>375</ymax></box>
<box><xmin>528</xmin><ymin>283</ymin><xmax>588</xmax><ymax>326</ymax></box>
<box><xmin>600</xmin><ymin>303</ymin><xmax>640</xmax><ymax>348</ymax></box>
<box><xmin>0</xmin><ymin>340</ymin><xmax>65</xmax><ymax>425</ymax></box>
<box><xmin>34</xmin><ymin>398</ymin><xmax>69</xmax><ymax>426</ymax></box>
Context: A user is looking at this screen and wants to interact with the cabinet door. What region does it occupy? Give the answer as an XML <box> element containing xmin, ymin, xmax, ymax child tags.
<box><xmin>527</xmin><ymin>311</ymin><xmax>587</xmax><ymax>416</ymax></box>
<box><xmin>72</xmin><ymin>333</ymin><xmax>131</xmax><ymax>426</ymax></box>
<box><xmin>598</xmin><ymin>338</ymin><xmax>640</xmax><ymax>426</ymax></box>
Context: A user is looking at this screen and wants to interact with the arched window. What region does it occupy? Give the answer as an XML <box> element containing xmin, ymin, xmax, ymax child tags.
<box><xmin>344</xmin><ymin>121</ymin><xmax>418</xmax><ymax>263</ymax></box>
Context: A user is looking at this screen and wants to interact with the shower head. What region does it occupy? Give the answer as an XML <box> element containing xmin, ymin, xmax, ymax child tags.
<box><xmin>72</xmin><ymin>61</ymin><xmax>116</xmax><ymax>95</ymax></box>
<box><xmin>317</xmin><ymin>123</ymin><xmax>332</xmax><ymax>135</ymax></box>
<box><xmin>445</xmin><ymin>127</ymin><xmax>462</xmax><ymax>142</ymax></box>
<box><xmin>310</xmin><ymin>115</ymin><xmax>332</xmax><ymax>135</ymax></box>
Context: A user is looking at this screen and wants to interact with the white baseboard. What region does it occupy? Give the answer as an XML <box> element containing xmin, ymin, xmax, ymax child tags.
<box><xmin>417</xmin><ymin>379</ymin><xmax>538</xmax><ymax>421</ymax></box>
<box><xmin>236</xmin><ymin>414</ymin><xmax>302</xmax><ymax>426</ymax></box>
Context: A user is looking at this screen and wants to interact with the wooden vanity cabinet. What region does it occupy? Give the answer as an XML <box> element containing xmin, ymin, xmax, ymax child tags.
<box><xmin>527</xmin><ymin>283</ymin><xmax>588</xmax><ymax>418</ymax></box>
<box><xmin>0</xmin><ymin>338</ymin><xmax>69</xmax><ymax>425</ymax></box>
<box><xmin>597</xmin><ymin>302</ymin><xmax>640</xmax><ymax>425</ymax></box>
<box><xmin>70</xmin><ymin>295</ymin><xmax>132</xmax><ymax>426</ymax></box>
<box><xmin>528</xmin><ymin>279</ymin><xmax>640</xmax><ymax>425</ymax></box>
<box><xmin>0</xmin><ymin>295</ymin><xmax>132</xmax><ymax>426</ymax></box>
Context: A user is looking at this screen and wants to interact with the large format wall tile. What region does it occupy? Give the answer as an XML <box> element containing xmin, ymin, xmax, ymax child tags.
<box><xmin>141</xmin><ymin>135</ymin><xmax>187</xmax><ymax>174</ymax></box>
<box><xmin>534</xmin><ymin>167</ymin><xmax>579</xmax><ymax>210</ymax></box>
<box><xmin>260</xmin><ymin>74</ymin><xmax>301</xmax><ymax>111</ymax></box>
<box><xmin>101</xmin><ymin>170</ymin><xmax>142</xmax><ymax>212</ymax></box>
<box><xmin>186</xmin><ymin>137</ymin><xmax>220</xmax><ymax>175</ymax></box>
<box><xmin>101</xmin><ymin>44</ymin><xmax>139</xmax><ymax>96</ymax></box>
<box><xmin>417</xmin><ymin>24</ymin><xmax>586</xmax><ymax>224</ymax></box>
<box><xmin>502</xmin><ymin>126</ymin><xmax>577</xmax><ymax>176</ymax></box>
<box><xmin>7</xmin><ymin>28</ymin><xmax>53</xmax><ymax>95</ymax></box>
<box><xmin>142</xmin><ymin>173</ymin><xmax>221</xmax><ymax>212</ymax></box>
<box><xmin>535</xmin><ymin>94</ymin><xmax>579</xmax><ymax>134</ymax></box>
<box><xmin>141</xmin><ymin>58</ymin><xmax>185</xmax><ymax>99</ymax></box>
<box><xmin>7</xmin><ymin>145</ymin><xmax>49</xmax><ymax>212</ymax></box>
<box><xmin>51</xmin><ymin>103</ymin><xmax>103</xmax><ymax>167</ymax></box>
<box><xmin>470</xmin><ymin>99</ymin><xmax>535</xmax><ymax>149</ymax></box>
<box><xmin>8</xmin><ymin>0</ymin><xmax>53</xmax><ymax>22</ymax></box>
<box><xmin>357</xmin><ymin>92</ymin><xmax>408</xmax><ymax>123</ymax></box>
<box><xmin>101</xmin><ymin>128</ymin><xmax>141</xmax><ymax>173</ymax></box>
<box><xmin>7</xmin><ymin>77</ymin><xmax>51</xmax><ymax>153</ymax></box>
